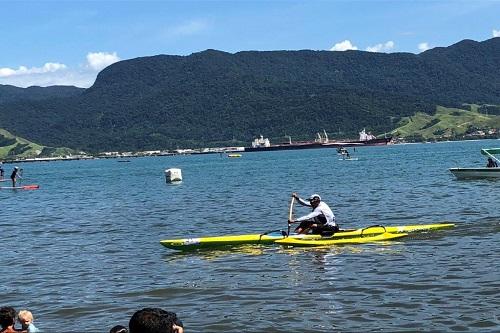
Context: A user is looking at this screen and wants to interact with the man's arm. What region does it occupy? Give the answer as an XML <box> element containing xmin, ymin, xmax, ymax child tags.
<box><xmin>295</xmin><ymin>209</ymin><xmax>321</xmax><ymax>222</ymax></box>
<box><xmin>292</xmin><ymin>192</ymin><xmax>311</xmax><ymax>207</ymax></box>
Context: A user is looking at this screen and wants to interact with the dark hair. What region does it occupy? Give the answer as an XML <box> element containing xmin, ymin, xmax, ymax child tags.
<box><xmin>110</xmin><ymin>324</ymin><xmax>128</xmax><ymax>333</ymax></box>
<box><xmin>129</xmin><ymin>308</ymin><xmax>182</xmax><ymax>333</ymax></box>
<box><xmin>0</xmin><ymin>306</ymin><xmax>16</xmax><ymax>328</ymax></box>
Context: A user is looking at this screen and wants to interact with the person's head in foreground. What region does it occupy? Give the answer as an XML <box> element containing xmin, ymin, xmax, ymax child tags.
<box><xmin>129</xmin><ymin>308</ymin><xmax>183</xmax><ymax>333</ymax></box>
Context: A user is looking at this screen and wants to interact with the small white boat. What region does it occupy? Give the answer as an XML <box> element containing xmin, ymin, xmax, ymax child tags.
<box><xmin>449</xmin><ymin>148</ymin><xmax>500</xmax><ymax>179</ymax></box>
<box><xmin>337</xmin><ymin>147</ymin><xmax>358</xmax><ymax>160</ymax></box>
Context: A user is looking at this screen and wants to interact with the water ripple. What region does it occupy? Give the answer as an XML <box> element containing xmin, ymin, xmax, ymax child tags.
<box><xmin>1</xmin><ymin>140</ymin><xmax>500</xmax><ymax>332</ymax></box>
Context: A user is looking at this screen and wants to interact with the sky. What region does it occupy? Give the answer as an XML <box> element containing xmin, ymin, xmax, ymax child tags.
<box><xmin>1</xmin><ymin>0</ymin><xmax>499</xmax><ymax>88</ymax></box>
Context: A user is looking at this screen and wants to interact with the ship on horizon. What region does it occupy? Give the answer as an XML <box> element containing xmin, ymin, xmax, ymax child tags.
<box><xmin>244</xmin><ymin>129</ymin><xmax>392</xmax><ymax>152</ymax></box>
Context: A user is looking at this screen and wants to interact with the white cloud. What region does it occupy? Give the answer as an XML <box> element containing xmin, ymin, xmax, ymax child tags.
<box><xmin>86</xmin><ymin>52</ymin><xmax>120</xmax><ymax>71</ymax></box>
<box><xmin>418</xmin><ymin>42</ymin><xmax>430</xmax><ymax>52</ymax></box>
<box><xmin>365</xmin><ymin>41</ymin><xmax>395</xmax><ymax>53</ymax></box>
<box><xmin>493</xmin><ymin>29</ymin><xmax>500</xmax><ymax>37</ymax></box>
<box><xmin>330</xmin><ymin>40</ymin><xmax>358</xmax><ymax>51</ymax></box>
<box><xmin>168</xmin><ymin>19</ymin><xmax>210</xmax><ymax>37</ymax></box>
<box><xmin>0</xmin><ymin>70</ymin><xmax>98</xmax><ymax>88</ymax></box>
<box><xmin>0</xmin><ymin>62</ymin><xmax>67</xmax><ymax>78</ymax></box>
<box><xmin>0</xmin><ymin>51</ymin><xmax>121</xmax><ymax>88</ymax></box>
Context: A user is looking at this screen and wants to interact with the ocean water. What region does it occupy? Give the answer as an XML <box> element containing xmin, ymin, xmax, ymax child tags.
<box><xmin>1</xmin><ymin>140</ymin><xmax>499</xmax><ymax>333</ymax></box>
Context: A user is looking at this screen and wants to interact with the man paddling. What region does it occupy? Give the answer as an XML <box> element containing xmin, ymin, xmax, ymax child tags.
<box><xmin>289</xmin><ymin>193</ymin><xmax>339</xmax><ymax>235</ymax></box>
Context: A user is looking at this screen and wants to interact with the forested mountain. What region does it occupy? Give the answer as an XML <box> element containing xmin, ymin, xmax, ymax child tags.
<box><xmin>0</xmin><ymin>84</ymin><xmax>83</xmax><ymax>103</ymax></box>
<box><xmin>0</xmin><ymin>38</ymin><xmax>499</xmax><ymax>152</ymax></box>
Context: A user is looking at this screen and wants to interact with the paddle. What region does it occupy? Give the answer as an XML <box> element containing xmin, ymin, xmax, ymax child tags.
<box><xmin>18</xmin><ymin>168</ymin><xmax>23</xmax><ymax>185</ymax></box>
<box><xmin>257</xmin><ymin>195</ymin><xmax>296</xmax><ymax>239</ymax></box>
<box><xmin>287</xmin><ymin>194</ymin><xmax>295</xmax><ymax>236</ymax></box>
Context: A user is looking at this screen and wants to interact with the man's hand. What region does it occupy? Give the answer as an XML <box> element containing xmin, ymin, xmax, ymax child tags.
<box><xmin>292</xmin><ymin>192</ymin><xmax>299</xmax><ymax>199</ymax></box>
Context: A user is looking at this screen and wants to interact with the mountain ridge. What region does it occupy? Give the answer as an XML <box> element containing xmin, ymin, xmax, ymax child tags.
<box><xmin>0</xmin><ymin>37</ymin><xmax>499</xmax><ymax>152</ymax></box>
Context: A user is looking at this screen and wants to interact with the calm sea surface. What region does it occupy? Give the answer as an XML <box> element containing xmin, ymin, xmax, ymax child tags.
<box><xmin>1</xmin><ymin>140</ymin><xmax>499</xmax><ymax>332</ymax></box>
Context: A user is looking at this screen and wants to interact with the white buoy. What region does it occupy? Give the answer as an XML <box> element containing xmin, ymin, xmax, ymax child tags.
<box><xmin>165</xmin><ymin>168</ymin><xmax>182</xmax><ymax>183</ymax></box>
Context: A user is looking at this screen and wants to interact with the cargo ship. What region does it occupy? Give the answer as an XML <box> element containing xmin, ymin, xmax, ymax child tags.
<box><xmin>244</xmin><ymin>129</ymin><xmax>392</xmax><ymax>152</ymax></box>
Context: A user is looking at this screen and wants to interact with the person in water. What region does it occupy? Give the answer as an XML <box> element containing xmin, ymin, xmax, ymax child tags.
<box><xmin>289</xmin><ymin>193</ymin><xmax>339</xmax><ymax>235</ymax></box>
<box><xmin>10</xmin><ymin>167</ymin><xmax>21</xmax><ymax>187</ymax></box>
<box><xmin>17</xmin><ymin>310</ymin><xmax>40</xmax><ymax>333</ymax></box>
<box><xmin>0</xmin><ymin>162</ymin><xmax>4</xmax><ymax>179</ymax></box>
<box><xmin>486</xmin><ymin>157</ymin><xmax>498</xmax><ymax>168</ymax></box>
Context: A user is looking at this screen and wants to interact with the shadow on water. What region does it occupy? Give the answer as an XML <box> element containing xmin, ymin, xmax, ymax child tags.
<box><xmin>160</xmin><ymin>240</ymin><xmax>409</xmax><ymax>262</ymax></box>
<box><xmin>161</xmin><ymin>244</ymin><xmax>270</xmax><ymax>262</ymax></box>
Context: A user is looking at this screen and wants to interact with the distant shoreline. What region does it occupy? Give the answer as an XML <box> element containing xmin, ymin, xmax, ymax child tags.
<box><xmin>2</xmin><ymin>137</ymin><xmax>499</xmax><ymax>164</ymax></box>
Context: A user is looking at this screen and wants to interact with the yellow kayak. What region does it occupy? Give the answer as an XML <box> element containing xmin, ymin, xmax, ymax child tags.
<box><xmin>160</xmin><ymin>223</ymin><xmax>454</xmax><ymax>250</ymax></box>
<box><xmin>275</xmin><ymin>232</ymin><xmax>408</xmax><ymax>247</ymax></box>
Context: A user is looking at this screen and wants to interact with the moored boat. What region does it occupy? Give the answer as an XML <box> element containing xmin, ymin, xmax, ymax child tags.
<box><xmin>244</xmin><ymin>129</ymin><xmax>392</xmax><ymax>152</ymax></box>
<box><xmin>449</xmin><ymin>148</ymin><xmax>500</xmax><ymax>179</ymax></box>
<box><xmin>449</xmin><ymin>167</ymin><xmax>500</xmax><ymax>179</ymax></box>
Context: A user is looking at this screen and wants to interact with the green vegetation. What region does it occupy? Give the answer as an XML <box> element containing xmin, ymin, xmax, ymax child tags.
<box><xmin>0</xmin><ymin>129</ymin><xmax>43</xmax><ymax>160</ymax></box>
<box><xmin>0</xmin><ymin>128</ymin><xmax>76</xmax><ymax>160</ymax></box>
<box><xmin>391</xmin><ymin>105</ymin><xmax>500</xmax><ymax>141</ymax></box>
<box><xmin>0</xmin><ymin>38</ymin><xmax>499</xmax><ymax>152</ymax></box>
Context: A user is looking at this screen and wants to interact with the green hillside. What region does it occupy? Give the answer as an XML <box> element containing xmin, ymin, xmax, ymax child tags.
<box><xmin>391</xmin><ymin>105</ymin><xmax>500</xmax><ymax>141</ymax></box>
<box><xmin>0</xmin><ymin>129</ymin><xmax>76</xmax><ymax>160</ymax></box>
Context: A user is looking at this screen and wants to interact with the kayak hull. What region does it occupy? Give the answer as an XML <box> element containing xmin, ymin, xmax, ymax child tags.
<box><xmin>160</xmin><ymin>232</ymin><xmax>319</xmax><ymax>250</ymax></box>
<box><xmin>275</xmin><ymin>232</ymin><xmax>408</xmax><ymax>247</ymax></box>
<box><xmin>160</xmin><ymin>223</ymin><xmax>454</xmax><ymax>250</ymax></box>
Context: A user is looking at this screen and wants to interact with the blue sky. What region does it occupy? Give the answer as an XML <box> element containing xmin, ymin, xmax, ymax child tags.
<box><xmin>1</xmin><ymin>0</ymin><xmax>499</xmax><ymax>88</ymax></box>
